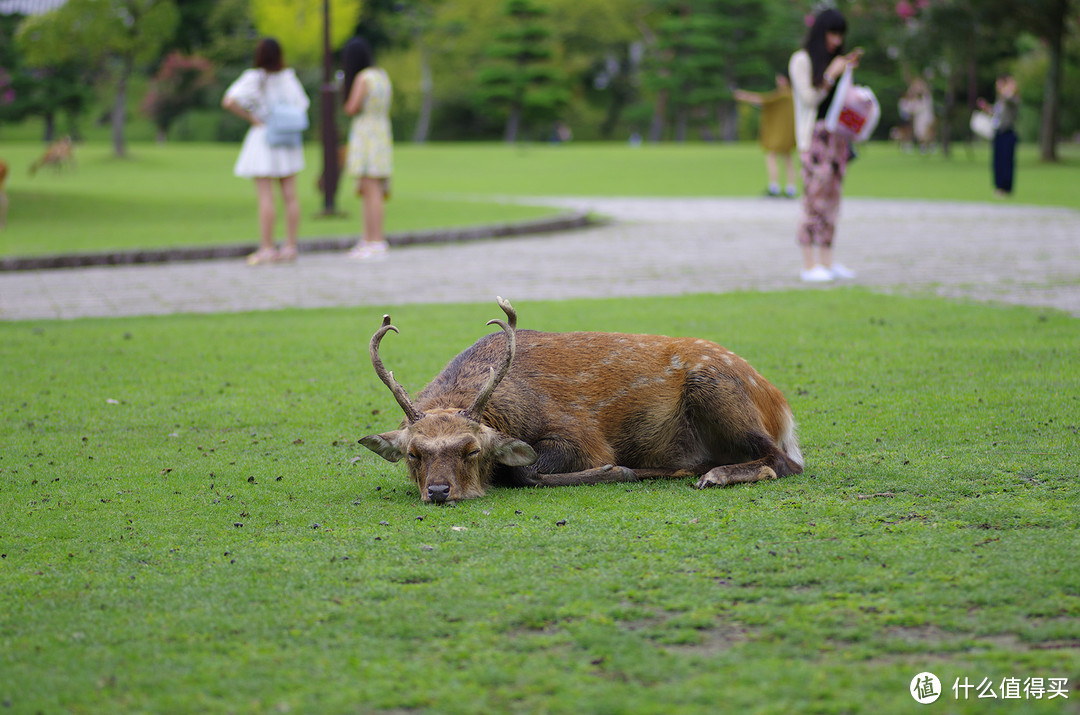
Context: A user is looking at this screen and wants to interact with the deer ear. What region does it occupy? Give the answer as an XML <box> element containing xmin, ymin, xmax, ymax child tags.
<box><xmin>359</xmin><ymin>431</ymin><xmax>407</xmax><ymax>462</ymax></box>
<box><xmin>490</xmin><ymin>436</ymin><xmax>537</xmax><ymax>467</ymax></box>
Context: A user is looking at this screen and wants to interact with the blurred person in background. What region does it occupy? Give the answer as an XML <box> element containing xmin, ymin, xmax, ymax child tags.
<box><xmin>898</xmin><ymin>77</ymin><xmax>936</xmax><ymax>153</ymax></box>
<box><xmin>222</xmin><ymin>37</ymin><xmax>309</xmax><ymax>265</ymax></box>
<box><xmin>978</xmin><ymin>73</ymin><xmax>1020</xmax><ymax>198</ymax></box>
<box><xmin>734</xmin><ymin>71</ymin><xmax>798</xmax><ymax>198</ymax></box>
<box><xmin>342</xmin><ymin>36</ymin><xmax>394</xmax><ymax>261</ymax></box>
<box><xmin>789</xmin><ymin>8</ymin><xmax>863</xmax><ymax>283</ymax></box>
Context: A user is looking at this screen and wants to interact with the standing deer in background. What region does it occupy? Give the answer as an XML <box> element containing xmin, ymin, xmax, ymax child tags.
<box><xmin>28</xmin><ymin>136</ymin><xmax>75</xmax><ymax>176</ymax></box>
<box><xmin>360</xmin><ymin>297</ymin><xmax>803</xmax><ymax>503</ymax></box>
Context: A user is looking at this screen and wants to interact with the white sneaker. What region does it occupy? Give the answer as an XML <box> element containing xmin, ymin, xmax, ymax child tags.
<box><xmin>347</xmin><ymin>241</ymin><xmax>389</xmax><ymax>261</ymax></box>
<box><xmin>800</xmin><ymin>265</ymin><xmax>834</xmax><ymax>283</ymax></box>
<box><xmin>829</xmin><ymin>263</ymin><xmax>856</xmax><ymax>279</ymax></box>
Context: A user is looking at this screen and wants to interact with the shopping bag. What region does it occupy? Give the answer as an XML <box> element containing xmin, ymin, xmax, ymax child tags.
<box><xmin>969</xmin><ymin>111</ymin><xmax>995</xmax><ymax>140</ymax></box>
<box><xmin>825</xmin><ymin>67</ymin><xmax>880</xmax><ymax>142</ymax></box>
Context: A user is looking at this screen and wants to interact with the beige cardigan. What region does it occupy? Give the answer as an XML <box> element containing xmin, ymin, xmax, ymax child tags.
<box><xmin>788</xmin><ymin>49</ymin><xmax>833</xmax><ymax>153</ymax></box>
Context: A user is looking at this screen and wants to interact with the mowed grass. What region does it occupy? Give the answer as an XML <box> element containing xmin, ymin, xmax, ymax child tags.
<box><xmin>2</xmin><ymin>291</ymin><xmax>1078</xmax><ymax>713</ymax></box>
<box><xmin>2</xmin><ymin>140</ymin><xmax>1078</xmax><ymax>257</ymax></box>
<box><xmin>0</xmin><ymin>142</ymin><xmax>557</xmax><ymax>257</ymax></box>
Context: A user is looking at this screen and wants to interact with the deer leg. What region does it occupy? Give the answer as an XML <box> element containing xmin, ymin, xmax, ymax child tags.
<box><xmin>626</xmin><ymin>468</ymin><xmax>697</xmax><ymax>480</ymax></box>
<box><xmin>532</xmin><ymin>464</ymin><xmax>639</xmax><ymax>487</ymax></box>
<box><xmin>694</xmin><ymin>458</ymin><xmax>778</xmax><ymax>489</ymax></box>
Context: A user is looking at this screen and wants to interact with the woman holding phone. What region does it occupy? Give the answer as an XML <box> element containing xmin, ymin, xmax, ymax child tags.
<box><xmin>789</xmin><ymin>9</ymin><xmax>863</xmax><ymax>282</ymax></box>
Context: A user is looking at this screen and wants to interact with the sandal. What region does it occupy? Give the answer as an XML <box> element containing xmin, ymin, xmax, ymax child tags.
<box><xmin>276</xmin><ymin>245</ymin><xmax>298</xmax><ymax>263</ymax></box>
<box><xmin>347</xmin><ymin>241</ymin><xmax>389</xmax><ymax>261</ymax></box>
<box><xmin>246</xmin><ymin>247</ymin><xmax>279</xmax><ymax>266</ymax></box>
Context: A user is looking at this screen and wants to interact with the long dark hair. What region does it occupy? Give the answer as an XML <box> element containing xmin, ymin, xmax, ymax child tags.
<box><xmin>802</xmin><ymin>9</ymin><xmax>847</xmax><ymax>87</ymax></box>
<box><xmin>342</xmin><ymin>36</ymin><xmax>374</xmax><ymax>107</ymax></box>
<box><xmin>254</xmin><ymin>37</ymin><xmax>284</xmax><ymax>73</ymax></box>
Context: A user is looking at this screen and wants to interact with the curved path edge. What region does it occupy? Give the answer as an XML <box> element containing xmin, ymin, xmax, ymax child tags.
<box><xmin>0</xmin><ymin>210</ymin><xmax>594</xmax><ymax>272</ymax></box>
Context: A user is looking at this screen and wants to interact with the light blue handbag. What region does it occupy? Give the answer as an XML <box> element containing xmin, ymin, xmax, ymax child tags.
<box><xmin>263</xmin><ymin>73</ymin><xmax>308</xmax><ymax>147</ymax></box>
<box><xmin>266</xmin><ymin>104</ymin><xmax>308</xmax><ymax>147</ymax></box>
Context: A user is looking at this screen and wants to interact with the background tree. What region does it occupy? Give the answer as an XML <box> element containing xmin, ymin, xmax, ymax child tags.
<box><xmin>999</xmin><ymin>0</ymin><xmax>1073</xmax><ymax>160</ymax></box>
<box><xmin>853</xmin><ymin>0</ymin><xmax>1078</xmax><ymax>161</ymax></box>
<box><xmin>369</xmin><ymin>0</ymin><xmax>450</xmax><ymax>143</ymax></box>
<box><xmin>477</xmin><ymin>0</ymin><xmax>569</xmax><ymax>142</ymax></box>
<box><xmin>1</xmin><ymin>15</ymin><xmax>91</xmax><ymax>140</ymax></box>
<box><xmin>642</xmin><ymin>0</ymin><xmax>774</xmax><ymax>142</ymax></box>
<box><xmin>16</xmin><ymin>0</ymin><xmax>180</xmax><ymax>157</ymax></box>
<box><xmin>201</xmin><ymin>0</ymin><xmax>260</xmax><ymax>68</ymax></box>
<box><xmin>547</xmin><ymin>0</ymin><xmax>643</xmax><ymax>138</ymax></box>
<box><xmin>250</xmin><ymin>0</ymin><xmax>363</xmax><ymax>66</ymax></box>
<box><xmin>141</xmin><ymin>51</ymin><xmax>215</xmax><ymax>142</ymax></box>
<box><xmin>645</xmin><ymin>4</ymin><xmax>727</xmax><ymax>141</ymax></box>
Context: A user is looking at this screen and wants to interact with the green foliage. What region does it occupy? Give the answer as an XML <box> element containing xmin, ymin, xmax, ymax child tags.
<box><xmin>476</xmin><ymin>0</ymin><xmax>570</xmax><ymax>141</ymax></box>
<box><xmin>14</xmin><ymin>0</ymin><xmax>181</xmax><ymax>156</ymax></box>
<box><xmin>250</xmin><ymin>0</ymin><xmax>363</xmax><ymax>66</ymax></box>
<box><xmin>853</xmin><ymin>0</ymin><xmax>1078</xmax><ymax>154</ymax></box>
<box><xmin>16</xmin><ymin>0</ymin><xmax>180</xmax><ymax>69</ymax></box>
<box><xmin>638</xmin><ymin>0</ymin><xmax>773</xmax><ymax>140</ymax></box>
<box><xmin>202</xmin><ymin>0</ymin><xmax>261</xmax><ymax>68</ymax></box>
<box><xmin>1</xmin><ymin>0</ymin><xmax>1079</xmax><ymax>145</ymax></box>
<box><xmin>0</xmin><ymin>16</ymin><xmax>90</xmax><ymax>134</ymax></box>
<box><xmin>1</xmin><ymin>292</ymin><xmax>1078</xmax><ymax>712</ymax></box>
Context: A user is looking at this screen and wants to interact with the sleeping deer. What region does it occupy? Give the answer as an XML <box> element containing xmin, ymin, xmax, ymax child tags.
<box><xmin>360</xmin><ymin>298</ymin><xmax>803</xmax><ymax>503</ymax></box>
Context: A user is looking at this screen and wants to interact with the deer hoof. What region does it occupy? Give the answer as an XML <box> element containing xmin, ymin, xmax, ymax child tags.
<box><xmin>695</xmin><ymin>472</ymin><xmax>728</xmax><ymax>489</ymax></box>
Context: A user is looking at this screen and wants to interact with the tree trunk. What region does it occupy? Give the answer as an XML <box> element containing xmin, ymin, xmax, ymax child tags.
<box><xmin>940</xmin><ymin>60</ymin><xmax>956</xmax><ymax>159</ymax></box>
<box><xmin>505</xmin><ymin>105</ymin><xmax>521</xmax><ymax>142</ymax></box>
<box><xmin>111</xmin><ymin>57</ymin><xmax>133</xmax><ymax>158</ymax></box>
<box><xmin>1038</xmin><ymin>0</ymin><xmax>1066</xmax><ymax>161</ymax></box>
<box><xmin>719</xmin><ymin>101</ymin><xmax>737</xmax><ymax>142</ymax></box>
<box><xmin>649</xmin><ymin>89</ymin><xmax>667</xmax><ymax>142</ymax></box>
<box><xmin>413</xmin><ymin>40</ymin><xmax>433</xmax><ymax>143</ymax></box>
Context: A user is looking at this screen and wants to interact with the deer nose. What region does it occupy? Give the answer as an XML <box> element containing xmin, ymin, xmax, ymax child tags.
<box><xmin>427</xmin><ymin>484</ymin><xmax>451</xmax><ymax>503</ymax></box>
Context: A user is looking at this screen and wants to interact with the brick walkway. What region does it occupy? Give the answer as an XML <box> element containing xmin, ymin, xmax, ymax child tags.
<box><xmin>2</xmin><ymin>197</ymin><xmax>1078</xmax><ymax>320</ymax></box>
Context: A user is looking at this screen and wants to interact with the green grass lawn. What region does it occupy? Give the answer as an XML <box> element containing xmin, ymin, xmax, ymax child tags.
<box><xmin>2</xmin><ymin>292</ymin><xmax>1077</xmax><ymax>713</ymax></box>
<box><xmin>0</xmin><ymin>142</ymin><xmax>558</xmax><ymax>258</ymax></box>
<box><xmin>1</xmin><ymin>140</ymin><xmax>1078</xmax><ymax>258</ymax></box>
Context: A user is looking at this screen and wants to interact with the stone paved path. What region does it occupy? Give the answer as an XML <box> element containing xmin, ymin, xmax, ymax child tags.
<box><xmin>2</xmin><ymin>197</ymin><xmax>1078</xmax><ymax>320</ymax></box>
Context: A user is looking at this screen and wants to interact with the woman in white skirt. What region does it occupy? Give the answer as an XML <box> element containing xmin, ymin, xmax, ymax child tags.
<box><xmin>222</xmin><ymin>38</ymin><xmax>310</xmax><ymax>265</ymax></box>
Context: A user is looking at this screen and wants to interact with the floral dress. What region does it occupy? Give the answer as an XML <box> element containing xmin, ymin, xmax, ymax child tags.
<box><xmin>346</xmin><ymin>68</ymin><xmax>393</xmax><ymax>185</ymax></box>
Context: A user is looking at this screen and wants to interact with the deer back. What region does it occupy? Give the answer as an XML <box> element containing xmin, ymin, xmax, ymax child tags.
<box><xmin>419</xmin><ymin>330</ymin><xmax>791</xmax><ymax>459</ymax></box>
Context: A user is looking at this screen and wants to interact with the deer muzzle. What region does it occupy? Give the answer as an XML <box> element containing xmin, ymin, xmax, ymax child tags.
<box><xmin>427</xmin><ymin>483</ymin><xmax>451</xmax><ymax>503</ymax></box>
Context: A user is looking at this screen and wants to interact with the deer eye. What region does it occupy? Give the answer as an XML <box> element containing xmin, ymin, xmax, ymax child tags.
<box><xmin>407</xmin><ymin>451</ymin><xmax>421</xmax><ymax>463</ymax></box>
<box><xmin>465</xmin><ymin>448</ymin><xmax>481</xmax><ymax>460</ymax></box>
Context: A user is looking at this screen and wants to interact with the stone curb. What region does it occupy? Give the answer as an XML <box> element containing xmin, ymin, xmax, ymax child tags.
<box><xmin>0</xmin><ymin>210</ymin><xmax>597</xmax><ymax>272</ymax></box>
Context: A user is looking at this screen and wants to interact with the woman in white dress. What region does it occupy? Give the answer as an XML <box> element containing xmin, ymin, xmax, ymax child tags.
<box><xmin>222</xmin><ymin>38</ymin><xmax>310</xmax><ymax>265</ymax></box>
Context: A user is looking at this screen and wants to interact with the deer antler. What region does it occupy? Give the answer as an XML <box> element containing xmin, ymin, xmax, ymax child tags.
<box><xmin>467</xmin><ymin>297</ymin><xmax>517</xmax><ymax>421</ymax></box>
<box><xmin>370</xmin><ymin>315</ymin><xmax>423</xmax><ymax>424</ymax></box>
